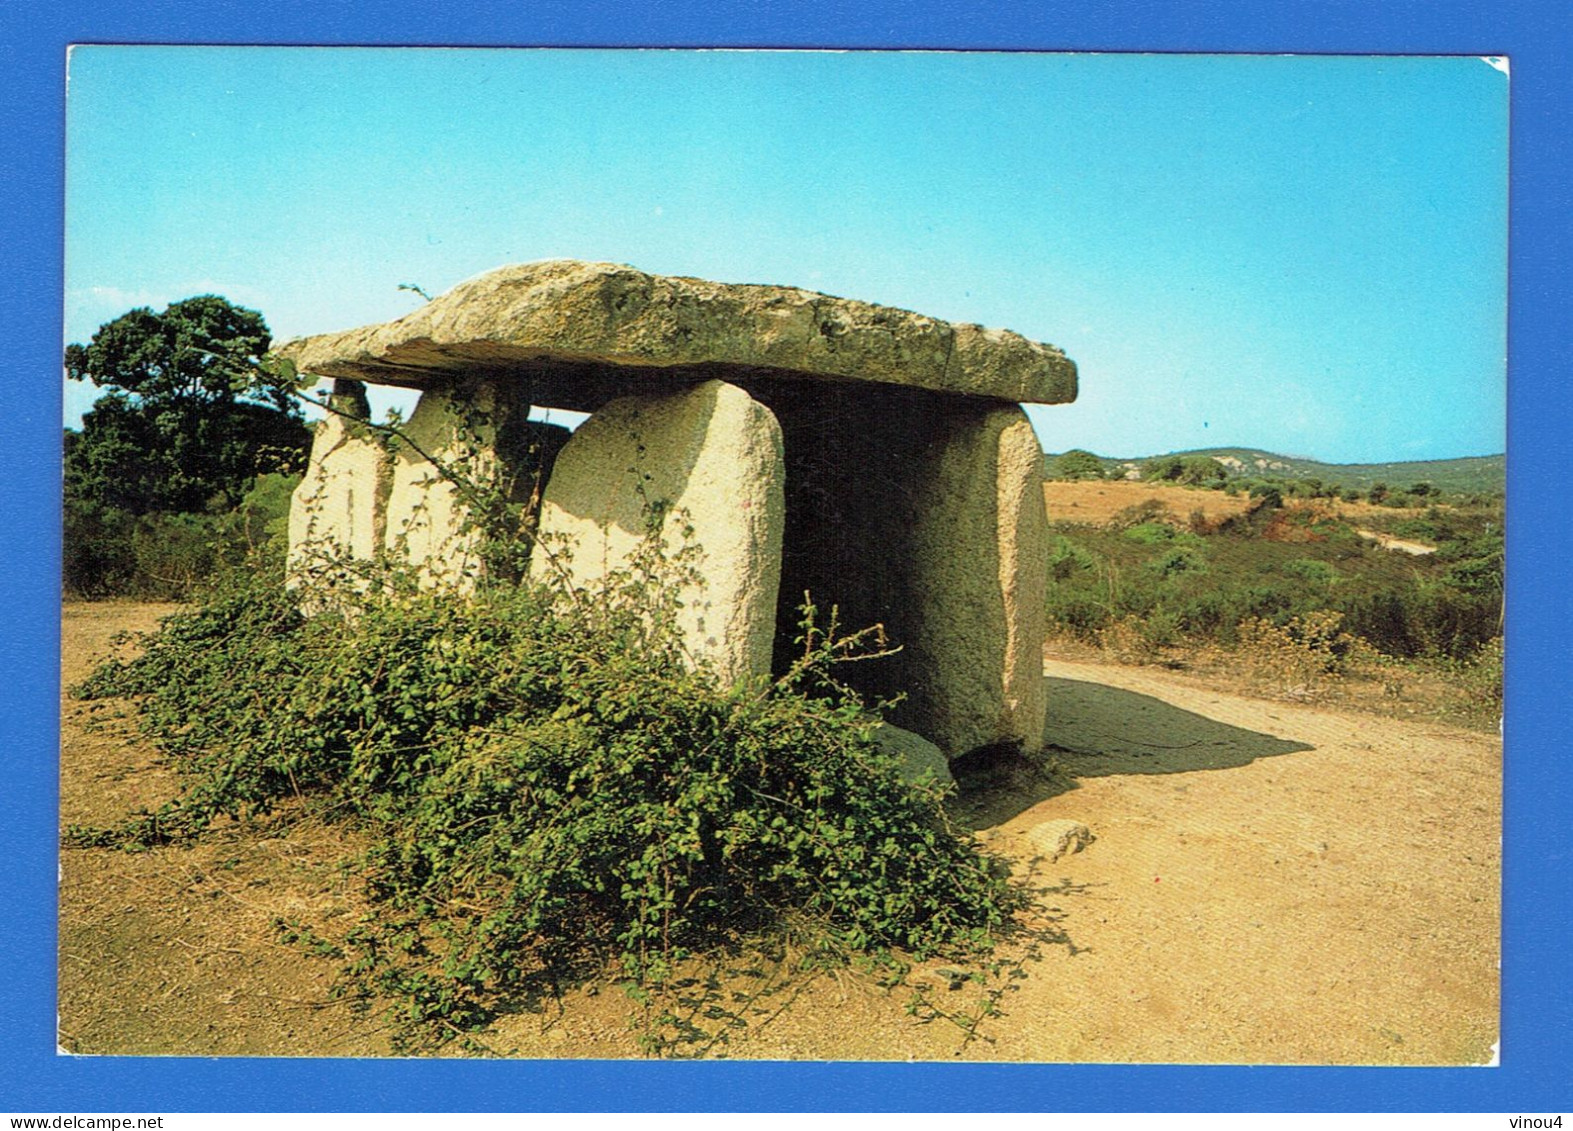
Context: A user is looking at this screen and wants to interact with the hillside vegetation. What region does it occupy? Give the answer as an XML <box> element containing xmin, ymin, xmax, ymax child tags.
<box><xmin>1047</xmin><ymin>447</ymin><xmax>1504</xmax><ymax>499</ymax></box>
<box><xmin>1040</xmin><ymin>476</ymin><xmax>1503</xmax><ymax>727</ymax></box>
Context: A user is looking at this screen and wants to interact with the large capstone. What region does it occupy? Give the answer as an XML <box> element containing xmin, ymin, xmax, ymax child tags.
<box><xmin>277</xmin><ymin>260</ymin><xmax>1076</xmax><ymax>410</ymax></box>
<box><xmin>287</xmin><ymin>379</ymin><xmax>390</xmax><ymax>592</ymax></box>
<box><xmin>530</xmin><ymin>379</ymin><xmax>785</xmax><ymax>686</ymax></box>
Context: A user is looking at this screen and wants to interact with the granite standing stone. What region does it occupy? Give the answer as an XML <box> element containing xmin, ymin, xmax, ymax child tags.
<box><xmin>287</xmin><ymin>379</ymin><xmax>390</xmax><ymax>592</ymax></box>
<box><xmin>530</xmin><ymin>379</ymin><xmax>786</xmax><ymax>686</ymax></box>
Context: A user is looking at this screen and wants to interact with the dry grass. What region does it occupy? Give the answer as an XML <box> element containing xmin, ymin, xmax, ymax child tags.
<box><xmin>1043</xmin><ymin>479</ymin><xmax>1439</xmax><ymax>531</ymax></box>
<box><xmin>1043</xmin><ymin>480</ymin><xmax>1254</xmax><ymax>526</ymax></box>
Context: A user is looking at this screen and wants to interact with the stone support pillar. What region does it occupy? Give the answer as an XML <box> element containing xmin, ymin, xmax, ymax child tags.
<box><xmin>286</xmin><ymin>379</ymin><xmax>390</xmax><ymax>593</ymax></box>
<box><xmin>529</xmin><ymin>379</ymin><xmax>786</xmax><ymax>686</ymax></box>
<box><xmin>381</xmin><ymin>379</ymin><xmax>566</xmax><ymax>589</ymax></box>
<box><xmin>763</xmin><ymin>385</ymin><xmax>1047</xmax><ymax>756</ymax></box>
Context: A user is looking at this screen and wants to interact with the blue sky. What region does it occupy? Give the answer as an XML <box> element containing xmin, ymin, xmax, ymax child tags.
<box><xmin>64</xmin><ymin>48</ymin><xmax>1508</xmax><ymax>464</ymax></box>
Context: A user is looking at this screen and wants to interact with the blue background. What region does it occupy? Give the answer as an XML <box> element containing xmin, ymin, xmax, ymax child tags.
<box><xmin>3</xmin><ymin>0</ymin><xmax>1567</xmax><ymax>1113</ymax></box>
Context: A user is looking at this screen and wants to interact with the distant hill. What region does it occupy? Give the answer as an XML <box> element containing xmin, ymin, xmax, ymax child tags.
<box><xmin>1044</xmin><ymin>447</ymin><xmax>1505</xmax><ymax>496</ymax></box>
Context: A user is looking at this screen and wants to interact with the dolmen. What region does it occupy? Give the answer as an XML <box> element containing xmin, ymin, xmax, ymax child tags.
<box><xmin>278</xmin><ymin>260</ymin><xmax>1077</xmax><ymax>761</ymax></box>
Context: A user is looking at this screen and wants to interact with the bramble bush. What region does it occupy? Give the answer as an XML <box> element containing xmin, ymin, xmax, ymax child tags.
<box><xmin>67</xmin><ymin>528</ymin><xmax>1024</xmax><ymax>1050</ymax></box>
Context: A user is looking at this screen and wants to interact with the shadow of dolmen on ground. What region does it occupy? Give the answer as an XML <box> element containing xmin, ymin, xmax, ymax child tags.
<box><xmin>950</xmin><ymin>675</ymin><xmax>1313</xmax><ymax>830</ymax></box>
<box><xmin>1042</xmin><ymin>675</ymin><xmax>1311</xmax><ymax>776</ymax></box>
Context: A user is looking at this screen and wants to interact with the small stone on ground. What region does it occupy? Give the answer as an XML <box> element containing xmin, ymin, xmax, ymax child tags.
<box><xmin>1027</xmin><ymin>818</ymin><xmax>1094</xmax><ymax>861</ymax></box>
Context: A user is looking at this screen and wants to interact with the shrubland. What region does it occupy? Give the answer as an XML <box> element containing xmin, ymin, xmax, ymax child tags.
<box><xmin>1042</xmin><ymin>486</ymin><xmax>1504</xmax><ymax>724</ymax></box>
<box><xmin>64</xmin><ymin>470</ymin><xmax>300</xmax><ymax>599</ymax></box>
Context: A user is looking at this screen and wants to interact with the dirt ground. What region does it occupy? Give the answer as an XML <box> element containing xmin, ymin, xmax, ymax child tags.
<box><xmin>1354</xmin><ymin>528</ymin><xmax>1438</xmax><ymax>555</ymax></box>
<box><xmin>59</xmin><ymin>602</ymin><xmax>1500</xmax><ymax>1063</ymax></box>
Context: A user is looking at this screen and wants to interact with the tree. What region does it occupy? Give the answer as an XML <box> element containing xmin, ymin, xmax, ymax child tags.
<box><xmin>65</xmin><ymin>297</ymin><xmax>310</xmax><ymax>515</ymax></box>
<box><xmin>1248</xmin><ymin>483</ymin><xmax>1284</xmax><ymax>510</ymax></box>
<box><xmin>1051</xmin><ymin>449</ymin><xmax>1105</xmax><ymax>481</ymax></box>
<box><xmin>1178</xmin><ymin>456</ymin><xmax>1228</xmax><ymax>487</ymax></box>
<box><xmin>1141</xmin><ymin>455</ymin><xmax>1186</xmax><ymax>482</ymax></box>
<box><xmin>1144</xmin><ymin>454</ymin><xmax>1227</xmax><ymax>486</ymax></box>
<box><xmin>65</xmin><ymin>296</ymin><xmax>286</xmax><ymax>409</ymax></box>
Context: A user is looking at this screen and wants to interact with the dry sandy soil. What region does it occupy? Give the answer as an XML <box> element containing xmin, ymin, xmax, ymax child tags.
<box><xmin>59</xmin><ymin>602</ymin><xmax>1500</xmax><ymax>1063</ymax></box>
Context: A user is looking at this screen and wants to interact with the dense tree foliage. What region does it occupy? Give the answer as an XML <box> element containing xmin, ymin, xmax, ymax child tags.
<box><xmin>66</xmin><ymin>296</ymin><xmax>308</xmax><ymax>515</ymax></box>
<box><xmin>1050</xmin><ymin>449</ymin><xmax>1106</xmax><ymax>481</ymax></box>
<box><xmin>1142</xmin><ymin>454</ymin><xmax>1228</xmax><ymax>486</ymax></box>
<box><xmin>64</xmin><ymin>297</ymin><xmax>311</xmax><ymax>596</ymax></box>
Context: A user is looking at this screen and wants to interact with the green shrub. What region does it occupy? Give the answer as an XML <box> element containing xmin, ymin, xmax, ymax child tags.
<box><xmin>1044</xmin><ymin>591</ymin><xmax>1112</xmax><ymax>638</ymax></box>
<box><xmin>1282</xmin><ymin>558</ymin><xmax>1337</xmax><ymax>585</ymax></box>
<box><xmin>68</xmin><ymin>544</ymin><xmax>1023</xmax><ymax>1048</ymax></box>
<box><xmin>1247</xmin><ymin>484</ymin><xmax>1283</xmax><ymax>510</ymax></box>
<box><xmin>1123</xmin><ymin>522</ymin><xmax>1171</xmax><ymax>545</ymax></box>
<box><xmin>128</xmin><ymin>512</ymin><xmax>226</xmax><ymax>596</ymax></box>
<box><xmin>1111</xmin><ymin>577</ymin><xmax>1163</xmax><ymax>619</ymax></box>
<box><xmin>1437</xmin><ymin>530</ymin><xmax>1504</xmax><ymax>598</ymax></box>
<box><xmin>63</xmin><ymin>500</ymin><xmax>140</xmax><ymax>598</ymax></box>
<box><xmin>1392</xmin><ymin>507</ymin><xmax>1453</xmax><ymax>543</ymax></box>
<box><xmin>1450</xmin><ymin>636</ymin><xmax>1505</xmax><ymax>720</ymax></box>
<box><xmin>1108</xmin><ymin>498</ymin><xmax>1168</xmax><ymax>530</ymax></box>
<box><xmin>1139</xmin><ymin>455</ymin><xmax>1185</xmax><ymax>482</ymax></box>
<box><xmin>1046</xmin><ymin>535</ymin><xmax>1101</xmax><ymax>582</ymax></box>
<box><xmin>1148</xmin><ymin>546</ymin><xmax>1206</xmax><ymax>578</ymax></box>
<box><xmin>1139</xmin><ymin>607</ymin><xmax>1182</xmax><ymax>648</ymax></box>
<box><xmin>1125</xmin><ymin>522</ymin><xmax>1196</xmax><ymax>546</ymax></box>
<box><xmin>1141</xmin><ymin>455</ymin><xmax>1226</xmax><ymax>486</ymax></box>
<box><xmin>64</xmin><ymin>472</ymin><xmax>301</xmax><ymax>600</ymax></box>
<box><xmin>1337</xmin><ymin>583</ymin><xmax>1499</xmax><ymax>660</ymax></box>
<box><xmin>1050</xmin><ymin>449</ymin><xmax>1105</xmax><ymax>481</ymax></box>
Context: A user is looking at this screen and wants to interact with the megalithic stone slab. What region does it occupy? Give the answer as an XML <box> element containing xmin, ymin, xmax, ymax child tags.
<box><xmin>275</xmin><ymin>260</ymin><xmax>1076</xmax><ymax>408</ymax></box>
<box><xmin>901</xmin><ymin>405</ymin><xmax>1048</xmax><ymax>755</ymax></box>
<box><xmin>530</xmin><ymin>379</ymin><xmax>786</xmax><ymax>686</ymax></box>
<box><xmin>762</xmin><ymin>387</ymin><xmax>1047</xmax><ymax>757</ymax></box>
<box><xmin>382</xmin><ymin>384</ymin><xmax>490</xmax><ymax>589</ymax></box>
<box><xmin>992</xmin><ymin>408</ymin><xmax>1052</xmax><ymax>751</ymax></box>
<box><xmin>287</xmin><ymin>379</ymin><xmax>390</xmax><ymax>591</ymax></box>
<box><xmin>381</xmin><ymin>378</ymin><xmax>561</xmax><ymax>589</ymax></box>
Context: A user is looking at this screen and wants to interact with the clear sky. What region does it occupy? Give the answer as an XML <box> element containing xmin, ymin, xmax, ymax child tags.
<box><xmin>64</xmin><ymin>48</ymin><xmax>1508</xmax><ymax>464</ymax></box>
